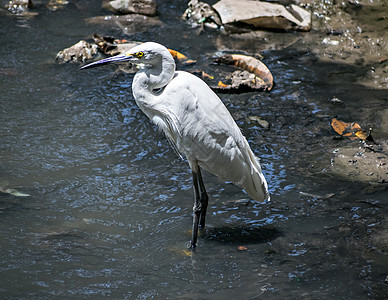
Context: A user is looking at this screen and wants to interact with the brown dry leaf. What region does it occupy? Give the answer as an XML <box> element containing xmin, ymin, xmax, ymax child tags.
<box><xmin>182</xmin><ymin>59</ymin><xmax>197</xmax><ymax>66</ymax></box>
<box><xmin>199</xmin><ymin>71</ymin><xmax>214</xmax><ymax>80</ymax></box>
<box><xmin>168</xmin><ymin>49</ymin><xmax>188</xmax><ymax>61</ymax></box>
<box><xmin>331</xmin><ymin>118</ymin><xmax>368</xmax><ymax>140</ymax></box>
<box><xmin>214</xmin><ymin>54</ymin><xmax>273</xmax><ymax>91</ymax></box>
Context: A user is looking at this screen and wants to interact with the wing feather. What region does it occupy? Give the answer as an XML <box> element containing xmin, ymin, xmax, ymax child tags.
<box><xmin>160</xmin><ymin>71</ymin><xmax>269</xmax><ymax>202</ymax></box>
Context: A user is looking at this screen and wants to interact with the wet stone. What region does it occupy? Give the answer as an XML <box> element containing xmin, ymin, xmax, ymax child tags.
<box><xmin>330</xmin><ymin>143</ymin><xmax>388</xmax><ymax>184</ymax></box>
<box><xmin>182</xmin><ymin>0</ymin><xmax>222</xmax><ymax>29</ymax></box>
<box><xmin>46</xmin><ymin>0</ymin><xmax>69</xmax><ymax>12</ymax></box>
<box><xmin>56</xmin><ymin>40</ymin><xmax>98</xmax><ymax>63</ymax></box>
<box><xmin>215</xmin><ymin>70</ymin><xmax>270</xmax><ymax>92</ymax></box>
<box><xmin>102</xmin><ymin>0</ymin><xmax>157</xmax><ymax>16</ymax></box>
<box><xmin>85</xmin><ymin>15</ymin><xmax>163</xmax><ymax>35</ymax></box>
<box><xmin>5</xmin><ymin>0</ymin><xmax>32</xmax><ymax>14</ymax></box>
<box><xmin>213</xmin><ymin>0</ymin><xmax>311</xmax><ymax>31</ymax></box>
<box><xmin>248</xmin><ymin>116</ymin><xmax>270</xmax><ymax>130</ymax></box>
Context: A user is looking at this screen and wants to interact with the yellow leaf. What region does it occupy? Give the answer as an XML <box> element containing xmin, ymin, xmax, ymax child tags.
<box><xmin>168</xmin><ymin>49</ymin><xmax>188</xmax><ymax>61</ymax></box>
<box><xmin>218</xmin><ymin>80</ymin><xmax>228</xmax><ymax>88</ymax></box>
<box><xmin>331</xmin><ymin>118</ymin><xmax>368</xmax><ymax>140</ymax></box>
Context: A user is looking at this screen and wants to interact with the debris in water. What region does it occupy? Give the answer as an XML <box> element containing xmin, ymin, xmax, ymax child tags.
<box><xmin>237</xmin><ymin>245</ymin><xmax>248</xmax><ymax>251</ymax></box>
<box><xmin>299</xmin><ymin>191</ymin><xmax>335</xmax><ymax>199</ymax></box>
<box><xmin>329</xmin><ymin>96</ymin><xmax>343</xmax><ymax>104</ymax></box>
<box><xmin>0</xmin><ymin>188</ymin><xmax>30</xmax><ymax>197</ymax></box>
<box><xmin>331</xmin><ymin>118</ymin><xmax>371</xmax><ymax>141</ymax></box>
<box><xmin>168</xmin><ymin>49</ymin><xmax>188</xmax><ymax>61</ymax></box>
<box><xmin>182</xmin><ymin>0</ymin><xmax>222</xmax><ymax>30</ymax></box>
<box><xmin>248</xmin><ymin>116</ymin><xmax>270</xmax><ymax>130</ymax></box>
<box><xmin>214</xmin><ymin>54</ymin><xmax>273</xmax><ymax>91</ymax></box>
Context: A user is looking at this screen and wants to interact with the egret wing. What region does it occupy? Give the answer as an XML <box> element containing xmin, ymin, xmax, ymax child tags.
<box><xmin>161</xmin><ymin>71</ymin><xmax>269</xmax><ymax>202</ymax></box>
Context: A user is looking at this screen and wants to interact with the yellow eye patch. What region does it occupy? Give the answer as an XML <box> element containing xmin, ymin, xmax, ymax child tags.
<box><xmin>126</xmin><ymin>51</ymin><xmax>144</xmax><ymax>58</ymax></box>
<box><xmin>135</xmin><ymin>51</ymin><xmax>144</xmax><ymax>58</ymax></box>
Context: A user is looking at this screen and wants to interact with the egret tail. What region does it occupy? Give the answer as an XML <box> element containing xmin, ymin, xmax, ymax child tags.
<box><xmin>241</xmin><ymin>159</ymin><xmax>270</xmax><ymax>203</ymax></box>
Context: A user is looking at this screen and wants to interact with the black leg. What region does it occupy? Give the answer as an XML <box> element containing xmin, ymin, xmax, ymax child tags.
<box><xmin>190</xmin><ymin>171</ymin><xmax>201</xmax><ymax>248</ymax></box>
<box><xmin>189</xmin><ymin>166</ymin><xmax>209</xmax><ymax>249</ymax></box>
<box><xmin>197</xmin><ymin>167</ymin><xmax>208</xmax><ymax>228</ymax></box>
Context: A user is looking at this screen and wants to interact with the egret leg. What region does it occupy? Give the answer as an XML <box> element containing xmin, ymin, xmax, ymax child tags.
<box><xmin>190</xmin><ymin>166</ymin><xmax>209</xmax><ymax>248</ymax></box>
<box><xmin>190</xmin><ymin>171</ymin><xmax>201</xmax><ymax>248</ymax></box>
<box><xmin>197</xmin><ymin>167</ymin><xmax>208</xmax><ymax>228</ymax></box>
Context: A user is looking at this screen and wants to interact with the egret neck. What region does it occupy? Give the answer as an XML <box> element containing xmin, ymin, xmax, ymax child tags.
<box><xmin>132</xmin><ymin>52</ymin><xmax>176</xmax><ymax>108</ymax></box>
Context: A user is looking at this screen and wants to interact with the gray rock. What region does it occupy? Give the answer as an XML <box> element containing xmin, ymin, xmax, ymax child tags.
<box><xmin>56</xmin><ymin>40</ymin><xmax>98</xmax><ymax>63</ymax></box>
<box><xmin>213</xmin><ymin>0</ymin><xmax>311</xmax><ymax>31</ymax></box>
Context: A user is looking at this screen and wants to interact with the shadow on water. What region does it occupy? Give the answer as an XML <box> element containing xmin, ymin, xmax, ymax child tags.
<box><xmin>204</xmin><ymin>224</ymin><xmax>281</xmax><ymax>244</ymax></box>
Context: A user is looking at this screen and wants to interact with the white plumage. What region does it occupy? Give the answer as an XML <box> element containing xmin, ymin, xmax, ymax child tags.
<box><xmin>81</xmin><ymin>42</ymin><xmax>270</xmax><ymax>248</ymax></box>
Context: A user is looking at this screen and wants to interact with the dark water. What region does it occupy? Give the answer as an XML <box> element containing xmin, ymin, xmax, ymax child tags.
<box><xmin>1</xmin><ymin>0</ymin><xmax>387</xmax><ymax>298</ymax></box>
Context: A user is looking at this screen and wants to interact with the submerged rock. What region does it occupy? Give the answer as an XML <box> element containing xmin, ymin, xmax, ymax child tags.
<box><xmin>102</xmin><ymin>0</ymin><xmax>157</xmax><ymax>16</ymax></box>
<box><xmin>213</xmin><ymin>0</ymin><xmax>311</xmax><ymax>31</ymax></box>
<box><xmin>46</xmin><ymin>0</ymin><xmax>69</xmax><ymax>12</ymax></box>
<box><xmin>248</xmin><ymin>116</ymin><xmax>270</xmax><ymax>130</ymax></box>
<box><xmin>85</xmin><ymin>14</ymin><xmax>162</xmax><ymax>35</ymax></box>
<box><xmin>56</xmin><ymin>40</ymin><xmax>98</xmax><ymax>63</ymax></box>
<box><xmin>5</xmin><ymin>0</ymin><xmax>32</xmax><ymax>14</ymax></box>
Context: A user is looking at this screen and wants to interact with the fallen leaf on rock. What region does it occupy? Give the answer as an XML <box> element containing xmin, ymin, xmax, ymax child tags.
<box><xmin>93</xmin><ymin>35</ymin><xmax>193</xmax><ymax>64</ymax></box>
<box><xmin>214</xmin><ymin>54</ymin><xmax>273</xmax><ymax>91</ymax></box>
<box><xmin>218</xmin><ymin>80</ymin><xmax>228</xmax><ymax>87</ymax></box>
<box><xmin>92</xmin><ymin>34</ymin><xmax>141</xmax><ymax>56</ymax></box>
<box><xmin>331</xmin><ymin>118</ymin><xmax>368</xmax><ymax>140</ymax></box>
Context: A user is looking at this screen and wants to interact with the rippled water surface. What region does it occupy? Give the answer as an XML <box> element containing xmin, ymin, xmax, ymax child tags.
<box><xmin>1</xmin><ymin>0</ymin><xmax>387</xmax><ymax>298</ymax></box>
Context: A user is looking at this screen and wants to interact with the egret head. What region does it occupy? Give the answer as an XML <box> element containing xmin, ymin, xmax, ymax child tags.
<box><xmin>81</xmin><ymin>42</ymin><xmax>174</xmax><ymax>70</ymax></box>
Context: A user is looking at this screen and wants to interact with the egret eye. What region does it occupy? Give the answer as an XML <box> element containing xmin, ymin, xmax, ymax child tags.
<box><xmin>136</xmin><ymin>51</ymin><xmax>144</xmax><ymax>58</ymax></box>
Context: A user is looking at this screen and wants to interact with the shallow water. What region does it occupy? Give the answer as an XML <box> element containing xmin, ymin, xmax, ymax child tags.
<box><xmin>1</xmin><ymin>0</ymin><xmax>387</xmax><ymax>298</ymax></box>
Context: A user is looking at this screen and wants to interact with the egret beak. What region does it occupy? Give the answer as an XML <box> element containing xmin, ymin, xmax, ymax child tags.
<box><xmin>80</xmin><ymin>53</ymin><xmax>134</xmax><ymax>70</ymax></box>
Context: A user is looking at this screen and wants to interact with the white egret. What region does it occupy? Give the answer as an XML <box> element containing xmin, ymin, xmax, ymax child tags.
<box><xmin>81</xmin><ymin>42</ymin><xmax>270</xmax><ymax>248</ymax></box>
